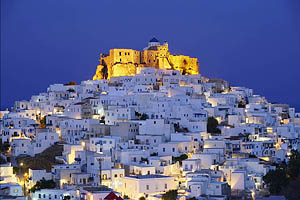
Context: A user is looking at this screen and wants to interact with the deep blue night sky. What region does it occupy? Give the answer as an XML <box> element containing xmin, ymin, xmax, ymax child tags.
<box><xmin>1</xmin><ymin>0</ymin><xmax>300</xmax><ymax>111</ymax></box>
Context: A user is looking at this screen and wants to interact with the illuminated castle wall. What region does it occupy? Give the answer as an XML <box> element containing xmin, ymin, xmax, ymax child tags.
<box><xmin>93</xmin><ymin>38</ymin><xmax>200</xmax><ymax>80</ymax></box>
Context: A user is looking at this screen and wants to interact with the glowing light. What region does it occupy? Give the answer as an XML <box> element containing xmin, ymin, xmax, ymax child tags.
<box><xmin>81</xmin><ymin>141</ymin><xmax>86</xmax><ymax>147</ymax></box>
<box><xmin>259</xmin><ymin>157</ymin><xmax>270</xmax><ymax>162</ymax></box>
<box><xmin>92</xmin><ymin>115</ymin><xmax>100</xmax><ymax>119</ymax></box>
<box><xmin>93</xmin><ymin>42</ymin><xmax>199</xmax><ymax>80</ymax></box>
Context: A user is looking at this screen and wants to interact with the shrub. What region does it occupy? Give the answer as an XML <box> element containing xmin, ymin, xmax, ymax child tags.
<box><xmin>162</xmin><ymin>190</ymin><xmax>178</xmax><ymax>200</ymax></box>
<box><xmin>207</xmin><ymin>117</ymin><xmax>221</xmax><ymax>135</ymax></box>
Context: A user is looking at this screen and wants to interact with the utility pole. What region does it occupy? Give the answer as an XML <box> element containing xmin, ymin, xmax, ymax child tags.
<box><xmin>19</xmin><ymin>162</ymin><xmax>24</xmax><ymax>195</ymax></box>
<box><xmin>98</xmin><ymin>157</ymin><xmax>104</xmax><ymax>185</ymax></box>
<box><xmin>23</xmin><ymin>173</ymin><xmax>26</xmax><ymax>196</ymax></box>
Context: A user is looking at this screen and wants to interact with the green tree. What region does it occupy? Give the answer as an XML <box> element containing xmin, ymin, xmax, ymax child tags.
<box><xmin>140</xmin><ymin>113</ymin><xmax>149</xmax><ymax>120</ymax></box>
<box><xmin>238</xmin><ymin>100</ymin><xmax>246</xmax><ymax>108</ymax></box>
<box><xmin>287</xmin><ymin>149</ymin><xmax>300</xmax><ymax>178</ymax></box>
<box><xmin>173</xmin><ymin>154</ymin><xmax>188</xmax><ymax>165</ymax></box>
<box><xmin>139</xmin><ymin>197</ymin><xmax>146</xmax><ymax>200</ymax></box>
<box><xmin>135</xmin><ymin>111</ymin><xmax>141</xmax><ymax>118</ymax></box>
<box><xmin>162</xmin><ymin>190</ymin><xmax>178</xmax><ymax>200</ymax></box>
<box><xmin>263</xmin><ymin>167</ymin><xmax>288</xmax><ymax>194</ymax></box>
<box><xmin>0</xmin><ymin>141</ymin><xmax>10</xmax><ymax>153</ymax></box>
<box><xmin>283</xmin><ymin>176</ymin><xmax>300</xmax><ymax>200</ymax></box>
<box><xmin>207</xmin><ymin>117</ymin><xmax>221</xmax><ymax>135</ymax></box>
<box><xmin>39</xmin><ymin>116</ymin><xmax>46</xmax><ymax>128</ymax></box>
<box><xmin>29</xmin><ymin>178</ymin><xmax>56</xmax><ymax>193</ymax></box>
<box><xmin>263</xmin><ymin>150</ymin><xmax>300</xmax><ymax>197</ymax></box>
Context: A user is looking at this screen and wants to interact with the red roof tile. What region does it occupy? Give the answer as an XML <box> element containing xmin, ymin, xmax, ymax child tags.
<box><xmin>104</xmin><ymin>192</ymin><xmax>119</xmax><ymax>200</ymax></box>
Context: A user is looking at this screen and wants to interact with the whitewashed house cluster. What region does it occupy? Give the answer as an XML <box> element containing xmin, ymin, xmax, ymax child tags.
<box><xmin>1</xmin><ymin>65</ymin><xmax>298</xmax><ymax>200</ymax></box>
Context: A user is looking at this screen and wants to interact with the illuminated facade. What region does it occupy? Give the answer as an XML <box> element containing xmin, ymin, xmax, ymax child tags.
<box><xmin>93</xmin><ymin>38</ymin><xmax>199</xmax><ymax>80</ymax></box>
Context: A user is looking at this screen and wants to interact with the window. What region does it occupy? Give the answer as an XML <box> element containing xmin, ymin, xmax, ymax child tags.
<box><xmin>146</xmin><ymin>185</ymin><xmax>149</xmax><ymax>190</ymax></box>
<box><xmin>163</xmin><ymin>147</ymin><xmax>165</xmax><ymax>152</ymax></box>
<box><xmin>165</xmin><ymin>184</ymin><xmax>168</xmax><ymax>189</ymax></box>
<box><xmin>115</xmin><ymin>174</ymin><xmax>118</xmax><ymax>178</ymax></box>
<box><xmin>172</xmin><ymin>148</ymin><xmax>175</xmax><ymax>152</ymax></box>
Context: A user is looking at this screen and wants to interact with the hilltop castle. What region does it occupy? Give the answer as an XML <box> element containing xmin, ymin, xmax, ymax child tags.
<box><xmin>93</xmin><ymin>38</ymin><xmax>200</xmax><ymax>80</ymax></box>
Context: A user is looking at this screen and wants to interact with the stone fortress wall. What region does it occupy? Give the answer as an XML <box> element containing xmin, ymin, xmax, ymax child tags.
<box><xmin>93</xmin><ymin>38</ymin><xmax>199</xmax><ymax>80</ymax></box>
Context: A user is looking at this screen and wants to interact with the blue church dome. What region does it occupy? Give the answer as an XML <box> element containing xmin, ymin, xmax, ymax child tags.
<box><xmin>149</xmin><ymin>37</ymin><xmax>159</xmax><ymax>43</ymax></box>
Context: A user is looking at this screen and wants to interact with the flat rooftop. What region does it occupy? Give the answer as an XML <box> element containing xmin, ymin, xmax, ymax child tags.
<box><xmin>83</xmin><ymin>186</ymin><xmax>112</xmax><ymax>192</ymax></box>
<box><xmin>127</xmin><ymin>174</ymin><xmax>171</xmax><ymax>179</ymax></box>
